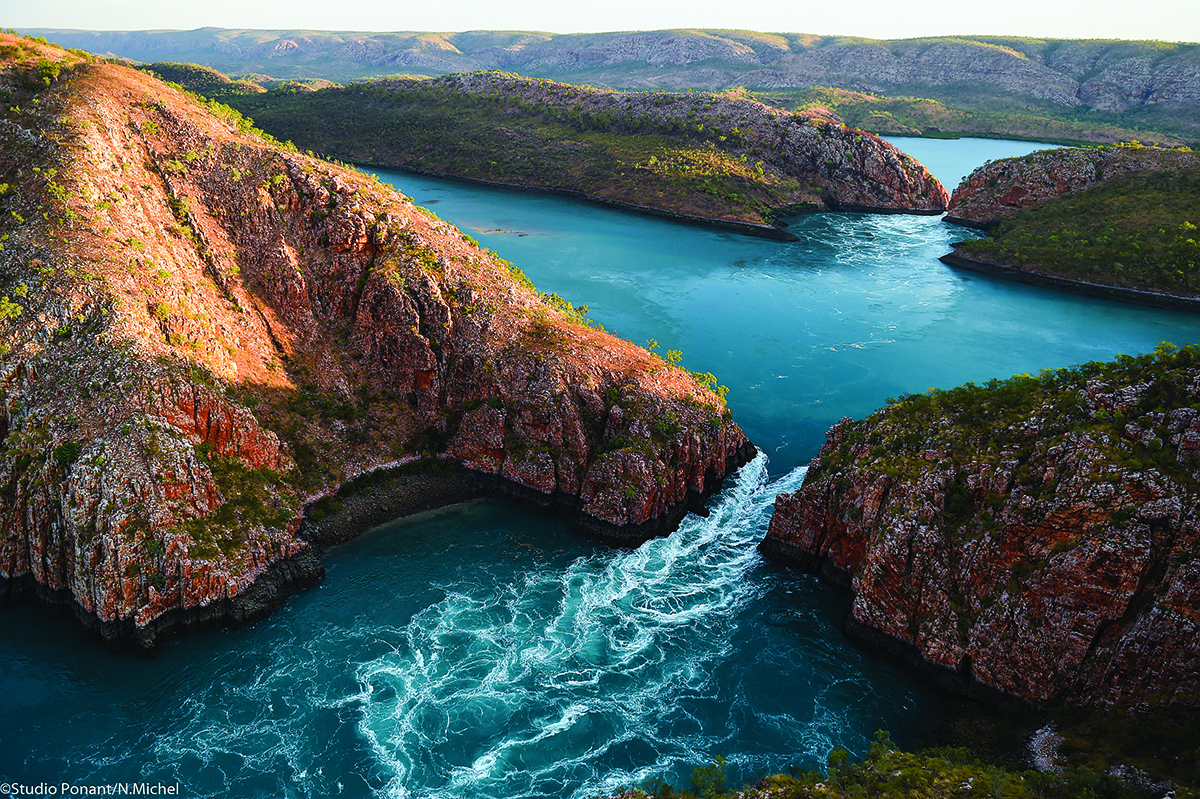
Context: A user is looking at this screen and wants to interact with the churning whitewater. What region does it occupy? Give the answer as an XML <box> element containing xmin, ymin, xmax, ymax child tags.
<box><xmin>348</xmin><ymin>455</ymin><xmax>809</xmax><ymax>799</ymax></box>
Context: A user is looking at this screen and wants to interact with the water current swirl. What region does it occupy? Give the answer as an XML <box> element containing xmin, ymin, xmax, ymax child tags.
<box><xmin>346</xmin><ymin>455</ymin><xmax>807</xmax><ymax>798</ymax></box>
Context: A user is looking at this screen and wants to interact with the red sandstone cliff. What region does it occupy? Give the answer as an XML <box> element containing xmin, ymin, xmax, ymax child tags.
<box><xmin>946</xmin><ymin>144</ymin><xmax>1200</xmax><ymax>228</ymax></box>
<box><xmin>0</xmin><ymin>36</ymin><xmax>751</xmax><ymax>649</ymax></box>
<box><xmin>762</xmin><ymin>347</ymin><xmax>1200</xmax><ymax>714</ymax></box>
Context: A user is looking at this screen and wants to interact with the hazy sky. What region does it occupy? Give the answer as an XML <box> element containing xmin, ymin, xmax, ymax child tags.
<box><xmin>4</xmin><ymin>0</ymin><xmax>1199</xmax><ymax>43</ymax></box>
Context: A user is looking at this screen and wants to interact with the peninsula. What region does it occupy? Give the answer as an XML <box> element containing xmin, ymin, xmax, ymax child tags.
<box><xmin>942</xmin><ymin>144</ymin><xmax>1200</xmax><ymax>309</ymax></box>
<box><xmin>0</xmin><ymin>34</ymin><xmax>753</xmax><ymax>652</ymax></box>
<box><xmin>149</xmin><ymin>66</ymin><xmax>949</xmax><ymax>238</ymax></box>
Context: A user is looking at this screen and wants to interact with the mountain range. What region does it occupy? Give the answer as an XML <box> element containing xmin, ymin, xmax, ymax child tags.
<box><xmin>26</xmin><ymin>27</ymin><xmax>1200</xmax><ymax>143</ymax></box>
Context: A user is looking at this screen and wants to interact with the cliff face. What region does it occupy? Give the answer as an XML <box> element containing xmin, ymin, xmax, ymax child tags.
<box><xmin>946</xmin><ymin>145</ymin><xmax>1200</xmax><ymax>228</ymax></box>
<box><xmin>762</xmin><ymin>346</ymin><xmax>1200</xmax><ymax>714</ymax></box>
<box><xmin>0</xmin><ymin>36</ymin><xmax>751</xmax><ymax>649</ymax></box>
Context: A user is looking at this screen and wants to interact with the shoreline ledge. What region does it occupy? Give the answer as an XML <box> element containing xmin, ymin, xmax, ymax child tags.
<box><xmin>1</xmin><ymin>442</ymin><xmax>757</xmax><ymax>655</ymax></box>
<box><xmin>353</xmin><ymin>160</ymin><xmax>804</xmax><ymax>241</ymax></box>
<box><xmin>757</xmin><ymin>533</ymin><xmax>1036</xmax><ymax>711</ymax></box>
<box><xmin>939</xmin><ymin>250</ymin><xmax>1200</xmax><ymax>313</ymax></box>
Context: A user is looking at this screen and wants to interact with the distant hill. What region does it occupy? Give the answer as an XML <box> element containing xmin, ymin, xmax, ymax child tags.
<box><xmin>26</xmin><ymin>27</ymin><xmax>1200</xmax><ymax>144</ymax></box>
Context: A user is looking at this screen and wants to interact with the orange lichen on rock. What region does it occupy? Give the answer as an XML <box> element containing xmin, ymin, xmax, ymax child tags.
<box><xmin>0</xmin><ymin>34</ymin><xmax>752</xmax><ymax>650</ymax></box>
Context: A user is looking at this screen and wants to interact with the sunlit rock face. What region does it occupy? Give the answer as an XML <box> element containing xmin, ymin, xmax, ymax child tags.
<box><xmin>0</xmin><ymin>36</ymin><xmax>751</xmax><ymax>650</ymax></box>
<box><xmin>763</xmin><ymin>352</ymin><xmax>1200</xmax><ymax>714</ymax></box>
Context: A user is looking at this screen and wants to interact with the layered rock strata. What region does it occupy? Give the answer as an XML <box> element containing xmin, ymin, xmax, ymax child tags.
<box><xmin>0</xmin><ymin>36</ymin><xmax>752</xmax><ymax>651</ymax></box>
<box><xmin>762</xmin><ymin>346</ymin><xmax>1200</xmax><ymax>714</ymax></box>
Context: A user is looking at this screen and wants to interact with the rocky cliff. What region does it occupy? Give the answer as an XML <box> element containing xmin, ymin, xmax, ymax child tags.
<box><xmin>941</xmin><ymin>145</ymin><xmax>1200</xmax><ymax>305</ymax></box>
<box><xmin>946</xmin><ymin>145</ymin><xmax>1200</xmax><ymax>228</ymax></box>
<box><xmin>211</xmin><ymin>70</ymin><xmax>947</xmax><ymax>236</ymax></box>
<box><xmin>0</xmin><ymin>35</ymin><xmax>752</xmax><ymax>651</ymax></box>
<box><xmin>762</xmin><ymin>345</ymin><xmax>1200</xmax><ymax>714</ymax></box>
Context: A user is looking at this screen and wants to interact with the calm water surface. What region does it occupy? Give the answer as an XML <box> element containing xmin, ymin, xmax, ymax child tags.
<box><xmin>883</xmin><ymin>135</ymin><xmax>1063</xmax><ymax>188</ymax></box>
<box><xmin>2</xmin><ymin>138</ymin><xmax>1197</xmax><ymax>799</ymax></box>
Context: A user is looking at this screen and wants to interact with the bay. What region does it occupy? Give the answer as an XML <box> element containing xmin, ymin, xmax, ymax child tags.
<box><xmin>2</xmin><ymin>138</ymin><xmax>1197</xmax><ymax>799</ymax></box>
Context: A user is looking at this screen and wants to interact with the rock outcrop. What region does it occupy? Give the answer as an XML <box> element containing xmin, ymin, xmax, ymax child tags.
<box><xmin>762</xmin><ymin>345</ymin><xmax>1200</xmax><ymax>714</ymax></box>
<box><xmin>946</xmin><ymin>145</ymin><xmax>1200</xmax><ymax>228</ymax></box>
<box><xmin>0</xmin><ymin>35</ymin><xmax>752</xmax><ymax>651</ymax></box>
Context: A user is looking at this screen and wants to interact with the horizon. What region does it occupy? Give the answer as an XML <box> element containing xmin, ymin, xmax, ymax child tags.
<box><xmin>4</xmin><ymin>0</ymin><xmax>1199</xmax><ymax>45</ymax></box>
<box><xmin>15</xmin><ymin>23</ymin><xmax>1200</xmax><ymax>46</ymax></box>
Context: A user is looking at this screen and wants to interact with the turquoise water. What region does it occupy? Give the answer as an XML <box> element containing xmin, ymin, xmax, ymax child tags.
<box><xmin>389</xmin><ymin>137</ymin><xmax>1197</xmax><ymax>473</ymax></box>
<box><xmin>883</xmin><ymin>136</ymin><xmax>1064</xmax><ymax>188</ymax></box>
<box><xmin>3</xmin><ymin>138</ymin><xmax>1199</xmax><ymax>798</ymax></box>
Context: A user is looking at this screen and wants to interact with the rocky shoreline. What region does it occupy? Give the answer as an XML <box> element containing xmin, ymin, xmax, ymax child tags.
<box><xmin>1</xmin><ymin>438</ymin><xmax>756</xmax><ymax>654</ymax></box>
<box><xmin>352</xmin><ymin>160</ymin><xmax>803</xmax><ymax>241</ymax></box>
<box><xmin>939</xmin><ymin>251</ymin><xmax>1200</xmax><ymax>313</ymax></box>
<box><xmin>0</xmin><ymin>548</ymin><xmax>325</xmax><ymax>655</ymax></box>
<box><xmin>758</xmin><ymin>533</ymin><xmax>1036</xmax><ymax>710</ymax></box>
<box><xmin>361</xmin><ymin>160</ymin><xmax>949</xmax><ymax>241</ymax></box>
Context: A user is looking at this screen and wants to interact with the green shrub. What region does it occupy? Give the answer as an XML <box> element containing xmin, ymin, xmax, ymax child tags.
<box><xmin>52</xmin><ymin>441</ymin><xmax>80</xmax><ymax>468</ymax></box>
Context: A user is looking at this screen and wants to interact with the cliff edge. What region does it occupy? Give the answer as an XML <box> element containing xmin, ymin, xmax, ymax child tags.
<box><xmin>946</xmin><ymin>144</ymin><xmax>1200</xmax><ymax>229</ymax></box>
<box><xmin>0</xmin><ymin>35</ymin><xmax>752</xmax><ymax>650</ymax></box>
<box><xmin>762</xmin><ymin>345</ymin><xmax>1200</xmax><ymax>714</ymax></box>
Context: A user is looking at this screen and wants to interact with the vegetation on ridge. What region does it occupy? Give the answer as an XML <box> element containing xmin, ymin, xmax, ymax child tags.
<box><xmin>953</xmin><ymin>149</ymin><xmax>1200</xmax><ymax>297</ymax></box>
<box><xmin>143</xmin><ymin>67</ymin><xmax>947</xmax><ymax>234</ymax></box>
<box><xmin>824</xmin><ymin>342</ymin><xmax>1200</xmax><ymax>493</ymax></box>
<box><xmin>764</xmin><ymin>87</ymin><xmax>1185</xmax><ymax>149</ymax></box>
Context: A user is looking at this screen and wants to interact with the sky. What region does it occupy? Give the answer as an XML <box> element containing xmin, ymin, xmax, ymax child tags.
<box><xmin>3</xmin><ymin>0</ymin><xmax>1199</xmax><ymax>43</ymax></box>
